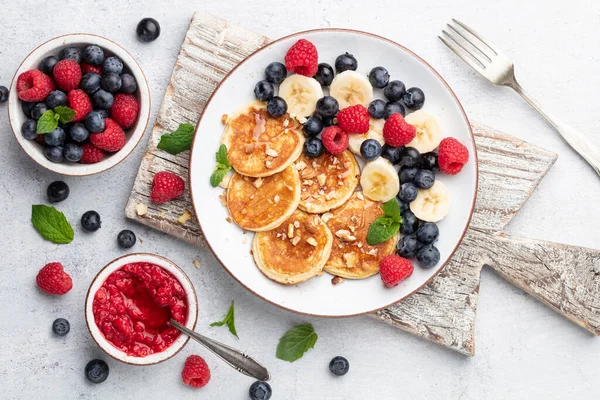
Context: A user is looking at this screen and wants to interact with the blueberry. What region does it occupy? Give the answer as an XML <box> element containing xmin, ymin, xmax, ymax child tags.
<box><xmin>368</xmin><ymin>99</ymin><xmax>385</xmax><ymax>119</ymax></box>
<box><xmin>329</xmin><ymin>356</ymin><xmax>350</xmax><ymax>376</ymax></box>
<box><xmin>414</xmin><ymin>169</ymin><xmax>435</xmax><ymax>189</ymax></box>
<box><xmin>45</xmin><ymin>90</ymin><xmax>67</xmax><ymax>108</ymax></box>
<box><xmin>264</xmin><ymin>62</ymin><xmax>287</xmax><ymax>84</ymax></box>
<box><xmin>21</xmin><ymin>119</ymin><xmax>38</xmax><ymax>140</ymax></box>
<box><xmin>60</xmin><ymin>47</ymin><xmax>82</xmax><ymax>63</ymax></box>
<box><xmin>315</xmin><ymin>96</ymin><xmax>339</xmax><ymax>118</ymax></box>
<box><xmin>95</xmin><ymin>109</ymin><xmax>109</xmax><ymax>119</ymax></box>
<box><xmin>383</xmin><ymin>80</ymin><xmax>406</xmax><ymax>102</ymax></box>
<box><xmin>85</xmin><ymin>110</ymin><xmax>106</xmax><ymax>133</ymax></box>
<box><xmin>384</xmin><ymin>102</ymin><xmax>405</xmax><ymax>119</ymax></box>
<box><xmin>381</xmin><ymin>144</ymin><xmax>402</xmax><ymax>165</ymax></box>
<box><xmin>100</xmin><ymin>73</ymin><xmax>122</xmax><ymax>93</ymax></box>
<box><xmin>103</xmin><ymin>56</ymin><xmax>123</xmax><ymax>75</ymax></box>
<box><xmin>47</xmin><ymin>181</ymin><xmax>69</xmax><ymax>203</ymax></box>
<box><xmin>400</xmin><ymin>210</ymin><xmax>418</xmax><ymax>235</ymax></box>
<box><xmin>360</xmin><ymin>139</ymin><xmax>382</xmax><ymax>161</ymax></box>
<box><xmin>416</xmin><ymin>222</ymin><xmax>439</xmax><ymax>245</ymax></box>
<box><xmin>368</xmin><ymin>66</ymin><xmax>390</xmax><ymax>89</ymax></box>
<box><xmin>45</xmin><ymin>127</ymin><xmax>66</xmax><ymax>146</ymax></box>
<box><xmin>52</xmin><ymin>318</ymin><xmax>70</xmax><ymax>336</ymax></box>
<box><xmin>119</xmin><ymin>73</ymin><xmax>137</xmax><ymax>94</ymax></box>
<box><xmin>136</xmin><ymin>18</ymin><xmax>161</xmax><ymax>42</ymax></box>
<box><xmin>85</xmin><ymin>359</ymin><xmax>109</xmax><ymax>384</ymax></box>
<box><xmin>81</xmin><ymin>211</ymin><xmax>101</xmax><ymax>232</ymax></box>
<box><xmin>253</xmin><ymin>80</ymin><xmax>274</xmax><ymax>101</ymax></box>
<box><xmin>399</xmin><ymin>147</ymin><xmax>421</xmax><ymax>168</ymax></box>
<box><xmin>303</xmin><ymin>137</ymin><xmax>324</xmax><ymax>158</ymax></box>
<box><xmin>314</xmin><ymin>63</ymin><xmax>334</xmax><ymax>86</ymax></box>
<box><xmin>416</xmin><ymin>244</ymin><xmax>440</xmax><ymax>268</ymax></box>
<box><xmin>249</xmin><ymin>381</ymin><xmax>272</xmax><ymax>400</ymax></box>
<box><xmin>396</xmin><ymin>235</ymin><xmax>420</xmax><ymax>258</ymax></box>
<box><xmin>117</xmin><ymin>229</ymin><xmax>136</xmax><ymax>249</ymax></box>
<box><xmin>82</xmin><ymin>45</ymin><xmax>104</xmax><ymax>65</ymax></box>
<box><xmin>22</xmin><ymin>101</ymin><xmax>36</xmax><ymax>117</ymax></box>
<box><xmin>31</xmin><ymin>103</ymin><xmax>49</xmax><ymax>120</ymax></box>
<box><xmin>45</xmin><ymin>146</ymin><xmax>64</xmax><ymax>163</ymax></box>
<box><xmin>321</xmin><ymin>117</ymin><xmax>335</xmax><ymax>127</ymax></box>
<box><xmin>69</xmin><ymin>122</ymin><xmax>89</xmax><ymax>142</ymax></box>
<box><xmin>40</xmin><ymin>55</ymin><xmax>59</xmax><ymax>75</ymax></box>
<box><xmin>303</xmin><ymin>116</ymin><xmax>323</xmax><ymax>137</ymax></box>
<box><xmin>399</xmin><ymin>167</ymin><xmax>418</xmax><ymax>184</ymax></box>
<box><xmin>80</xmin><ymin>72</ymin><xmax>101</xmax><ymax>94</ymax></box>
<box><xmin>64</xmin><ymin>143</ymin><xmax>83</xmax><ymax>162</ymax></box>
<box><xmin>403</xmin><ymin>87</ymin><xmax>425</xmax><ymax>110</ymax></box>
<box><xmin>0</xmin><ymin>86</ymin><xmax>8</xmax><ymax>103</ymax></box>
<box><xmin>398</xmin><ymin>182</ymin><xmax>418</xmax><ymax>203</ymax></box>
<box><xmin>399</xmin><ymin>201</ymin><xmax>409</xmax><ymax>214</ymax></box>
<box><xmin>93</xmin><ymin>90</ymin><xmax>114</xmax><ymax>109</ymax></box>
<box><xmin>334</xmin><ymin>53</ymin><xmax>357</xmax><ymax>73</ymax></box>
<box><xmin>266</xmin><ymin>96</ymin><xmax>287</xmax><ymax>118</ymax></box>
<box><xmin>420</xmin><ymin>152</ymin><xmax>439</xmax><ymax>171</ymax></box>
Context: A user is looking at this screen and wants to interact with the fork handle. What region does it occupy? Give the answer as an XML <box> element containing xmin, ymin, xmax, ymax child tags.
<box><xmin>509</xmin><ymin>80</ymin><xmax>600</xmax><ymax>176</ymax></box>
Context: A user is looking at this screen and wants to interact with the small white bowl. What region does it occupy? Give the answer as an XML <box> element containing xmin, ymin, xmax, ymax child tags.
<box><xmin>8</xmin><ymin>33</ymin><xmax>151</xmax><ymax>176</ymax></box>
<box><xmin>85</xmin><ymin>253</ymin><xmax>198</xmax><ymax>366</ymax></box>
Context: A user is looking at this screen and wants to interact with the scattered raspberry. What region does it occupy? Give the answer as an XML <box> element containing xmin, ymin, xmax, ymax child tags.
<box><xmin>34</xmin><ymin>134</ymin><xmax>46</xmax><ymax>145</ymax></box>
<box><xmin>90</xmin><ymin>118</ymin><xmax>126</xmax><ymax>152</ymax></box>
<box><xmin>111</xmin><ymin>94</ymin><xmax>140</xmax><ymax>129</ymax></box>
<box><xmin>438</xmin><ymin>137</ymin><xmax>469</xmax><ymax>175</ymax></box>
<box><xmin>321</xmin><ymin>126</ymin><xmax>349</xmax><ymax>155</ymax></box>
<box><xmin>379</xmin><ymin>255</ymin><xmax>413</xmax><ymax>288</ymax></box>
<box><xmin>151</xmin><ymin>171</ymin><xmax>185</xmax><ymax>204</ymax></box>
<box><xmin>68</xmin><ymin>89</ymin><xmax>92</xmax><ymax>122</ymax></box>
<box><xmin>336</xmin><ymin>104</ymin><xmax>370</xmax><ymax>134</ymax></box>
<box><xmin>81</xmin><ymin>63</ymin><xmax>102</xmax><ymax>75</ymax></box>
<box><xmin>382</xmin><ymin>113</ymin><xmax>416</xmax><ymax>147</ymax></box>
<box><xmin>53</xmin><ymin>60</ymin><xmax>82</xmax><ymax>91</ymax></box>
<box><xmin>36</xmin><ymin>262</ymin><xmax>73</xmax><ymax>295</ymax></box>
<box><xmin>181</xmin><ymin>355</ymin><xmax>211</xmax><ymax>389</ymax></box>
<box><xmin>80</xmin><ymin>143</ymin><xmax>105</xmax><ymax>164</ymax></box>
<box><xmin>16</xmin><ymin>69</ymin><xmax>55</xmax><ymax>102</ymax></box>
<box><xmin>284</xmin><ymin>39</ymin><xmax>318</xmax><ymax>76</ymax></box>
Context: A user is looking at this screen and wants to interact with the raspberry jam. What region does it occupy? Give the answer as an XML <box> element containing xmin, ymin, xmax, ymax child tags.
<box><xmin>92</xmin><ymin>262</ymin><xmax>188</xmax><ymax>357</ymax></box>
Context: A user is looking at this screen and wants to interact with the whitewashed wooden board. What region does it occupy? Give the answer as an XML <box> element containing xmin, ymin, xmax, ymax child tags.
<box><xmin>125</xmin><ymin>12</ymin><xmax>600</xmax><ymax>355</ymax></box>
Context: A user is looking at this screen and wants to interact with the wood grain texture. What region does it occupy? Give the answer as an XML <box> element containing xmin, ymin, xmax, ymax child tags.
<box><xmin>125</xmin><ymin>12</ymin><xmax>600</xmax><ymax>355</ymax></box>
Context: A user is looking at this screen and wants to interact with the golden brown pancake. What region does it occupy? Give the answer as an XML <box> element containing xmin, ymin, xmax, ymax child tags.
<box><xmin>252</xmin><ymin>210</ymin><xmax>333</xmax><ymax>285</ymax></box>
<box><xmin>222</xmin><ymin>101</ymin><xmax>304</xmax><ymax>177</ymax></box>
<box><xmin>323</xmin><ymin>192</ymin><xmax>398</xmax><ymax>279</ymax></box>
<box><xmin>296</xmin><ymin>150</ymin><xmax>360</xmax><ymax>214</ymax></box>
<box><xmin>226</xmin><ymin>166</ymin><xmax>300</xmax><ymax>231</ymax></box>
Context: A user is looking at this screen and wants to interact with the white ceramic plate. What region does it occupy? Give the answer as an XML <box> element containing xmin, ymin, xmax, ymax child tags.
<box><xmin>189</xmin><ymin>29</ymin><xmax>477</xmax><ymax>317</ymax></box>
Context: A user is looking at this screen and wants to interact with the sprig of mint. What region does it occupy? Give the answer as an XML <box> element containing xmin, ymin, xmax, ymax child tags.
<box><xmin>36</xmin><ymin>106</ymin><xmax>76</xmax><ymax>134</ymax></box>
<box><xmin>157</xmin><ymin>123</ymin><xmax>195</xmax><ymax>154</ymax></box>
<box><xmin>31</xmin><ymin>205</ymin><xmax>74</xmax><ymax>244</ymax></box>
<box><xmin>276</xmin><ymin>323</ymin><xmax>318</xmax><ymax>362</ymax></box>
<box><xmin>209</xmin><ymin>301</ymin><xmax>238</xmax><ymax>338</ymax></box>
<box><xmin>209</xmin><ymin>144</ymin><xmax>231</xmax><ymax>187</ymax></box>
<box><xmin>366</xmin><ymin>199</ymin><xmax>403</xmax><ymax>245</ymax></box>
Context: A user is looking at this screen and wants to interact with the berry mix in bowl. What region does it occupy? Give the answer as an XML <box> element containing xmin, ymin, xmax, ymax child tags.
<box><xmin>8</xmin><ymin>33</ymin><xmax>150</xmax><ymax>176</ymax></box>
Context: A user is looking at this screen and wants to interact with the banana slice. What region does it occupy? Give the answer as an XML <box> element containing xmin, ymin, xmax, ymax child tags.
<box><xmin>330</xmin><ymin>70</ymin><xmax>373</xmax><ymax>110</ymax></box>
<box><xmin>410</xmin><ymin>180</ymin><xmax>450</xmax><ymax>222</ymax></box>
<box><xmin>360</xmin><ymin>157</ymin><xmax>400</xmax><ymax>202</ymax></box>
<box><xmin>348</xmin><ymin>118</ymin><xmax>385</xmax><ymax>156</ymax></box>
<box><xmin>279</xmin><ymin>74</ymin><xmax>323</xmax><ymax>117</ymax></box>
<box><xmin>404</xmin><ymin>110</ymin><xmax>443</xmax><ymax>153</ymax></box>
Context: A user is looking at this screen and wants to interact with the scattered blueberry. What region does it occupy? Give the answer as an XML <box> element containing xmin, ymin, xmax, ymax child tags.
<box><xmin>69</xmin><ymin>122</ymin><xmax>89</xmax><ymax>142</ymax></box>
<box><xmin>303</xmin><ymin>116</ymin><xmax>323</xmax><ymax>137</ymax></box>
<box><xmin>400</xmin><ymin>210</ymin><xmax>418</xmax><ymax>235</ymax></box>
<box><xmin>420</xmin><ymin>152</ymin><xmax>439</xmax><ymax>172</ymax></box>
<box><xmin>414</xmin><ymin>169</ymin><xmax>435</xmax><ymax>189</ymax></box>
<box><xmin>47</xmin><ymin>181</ymin><xmax>69</xmax><ymax>203</ymax></box>
<box><xmin>266</xmin><ymin>96</ymin><xmax>287</xmax><ymax>118</ymax></box>
<box><xmin>399</xmin><ymin>147</ymin><xmax>421</xmax><ymax>168</ymax></box>
<box><xmin>368</xmin><ymin>99</ymin><xmax>385</xmax><ymax>119</ymax></box>
<box><xmin>117</xmin><ymin>229</ymin><xmax>136</xmax><ymax>249</ymax></box>
<box><xmin>321</xmin><ymin>116</ymin><xmax>335</xmax><ymax>127</ymax></box>
<box><xmin>100</xmin><ymin>73</ymin><xmax>122</xmax><ymax>93</ymax></box>
<box><xmin>416</xmin><ymin>222</ymin><xmax>439</xmax><ymax>245</ymax></box>
<box><xmin>45</xmin><ymin>146</ymin><xmax>64</xmax><ymax>163</ymax></box>
<box><xmin>254</xmin><ymin>80</ymin><xmax>274</xmax><ymax>101</ymax></box>
<box><xmin>329</xmin><ymin>356</ymin><xmax>350</xmax><ymax>376</ymax></box>
<box><xmin>45</xmin><ymin>127</ymin><xmax>66</xmax><ymax>146</ymax></box>
<box><xmin>80</xmin><ymin>73</ymin><xmax>101</xmax><ymax>94</ymax></box>
<box><xmin>40</xmin><ymin>55</ymin><xmax>59</xmax><ymax>75</ymax></box>
<box><xmin>52</xmin><ymin>318</ymin><xmax>70</xmax><ymax>336</ymax></box>
<box><xmin>264</xmin><ymin>62</ymin><xmax>287</xmax><ymax>84</ymax></box>
<box><xmin>399</xmin><ymin>201</ymin><xmax>409</xmax><ymax>214</ymax></box>
<box><xmin>314</xmin><ymin>63</ymin><xmax>334</xmax><ymax>86</ymax></box>
<box><xmin>384</xmin><ymin>102</ymin><xmax>405</xmax><ymax>119</ymax></box>
<box><xmin>22</xmin><ymin>101</ymin><xmax>36</xmax><ymax>118</ymax></box>
<box><xmin>383</xmin><ymin>80</ymin><xmax>406</xmax><ymax>102</ymax></box>
<box><xmin>315</xmin><ymin>96</ymin><xmax>339</xmax><ymax>118</ymax></box>
<box><xmin>0</xmin><ymin>86</ymin><xmax>8</xmax><ymax>103</ymax></box>
<box><xmin>60</xmin><ymin>47</ymin><xmax>82</xmax><ymax>63</ymax></box>
<box><xmin>64</xmin><ymin>143</ymin><xmax>83</xmax><ymax>162</ymax></box>
<box><xmin>119</xmin><ymin>73</ymin><xmax>137</xmax><ymax>94</ymax></box>
<box><xmin>136</xmin><ymin>18</ymin><xmax>161</xmax><ymax>42</ymax></box>
<box><xmin>93</xmin><ymin>89</ymin><xmax>114</xmax><ymax>110</ymax></box>
<box><xmin>304</xmin><ymin>137</ymin><xmax>324</xmax><ymax>158</ymax></box>
<box><xmin>21</xmin><ymin>119</ymin><xmax>38</xmax><ymax>140</ymax></box>
<box><xmin>360</xmin><ymin>139</ymin><xmax>382</xmax><ymax>161</ymax></box>
<box><xmin>31</xmin><ymin>103</ymin><xmax>49</xmax><ymax>120</ymax></box>
<box><xmin>82</xmin><ymin>45</ymin><xmax>104</xmax><ymax>65</ymax></box>
<box><xmin>85</xmin><ymin>110</ymin><xmax>106</xmax><ymax>133</ymax></box>
<box><xmin>403</xmin><ymin>87</ymin><xmax>425</xmax><ymax>110</ymax></box>
<box><xmin>334</xmin><ymin>53</ymin><xmax>358</xmax><ymax>73</ymax></box>
<box><xmin>397</xmin><ymin>182</ymin><xmax>418</xmax><ymax>203</ymax></box>
<box><xmin>368</xmin><ymin>66</ymin><xmax>390</xmax><ymax>89</ymax></box>
<box><xmin>396</xmin><ymin>235</ymin><xmax>420</xmax><ymax>258</ymax></box>
<box><xmin>103</xmin><ymin>57</ymin><xmax>123</xmax><ymax>75</ymax></box>
<box><xmin>416</xmin><ymin>244</ymin><xmax>440</xmax><ymax>268</ymax></box>
<box><xmin>45</xmin><ymin>90</ymin><xmax>67</xmax><ymax>108</ymax></box>
<box><xmin>81</xmin><ymin>211</ymin><xmax>102</xmax><ymax>232</ymax></box>
<box><xmin>249</xmin><ymin>381</ymin><xmax>272</xmax><ymax>400</ymax></box>
<box><xmin>399</xmin><ymin>167</ymin><xmax>418</xmax><ymax>184</ymax></box>
<box><xmin>381</xmin><ymin>144</ymin><xmax>402</xmax><ymax>165</ymax></box>
<box><xmin>85</xmin><ymin>359</ymin><xmax>109</xmax><ymax>384</ymax></box>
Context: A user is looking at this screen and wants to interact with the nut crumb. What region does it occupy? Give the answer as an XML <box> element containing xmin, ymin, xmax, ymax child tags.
<box><xmin>283</xmin><ymin>119</ymin><xmax>289</xmax><ymax>127</ymax></box>
<box><xmin>291</xmin><ymin>236</ymin><xmax>301</xmax><ymax>246</ymax></box>
<box><xmin>226</xmin><ymin>217</ymin><xmax>233</xmax><ymax>223</ymax></box>
<box><xmin>218</xmin><ymin>174</ymin><xmax>230</xmax><ymax>189</ymax></box>
<box><xmin>366</xmin><ymin>248</ymin><xmax>379</xmax><ymax>256</ymax></box>
<box><xmin>317</xmin><ymin>174</ymin><xmax>327</xmax><ymax>187</ymax></box>
<box><xmin>245</xmin><ymin>143</ymin><xmax>256</xmax><ymax>154</ymax></box>
<box><xmin>305</xmin><ymin>222</ymin><xmax>318</xmax><ymax>234</ymax></box>
<box><xmin>219</xmin><ymin>193</ymin><xmax>227</xmax><ymax>206</ymax></box>
<box><xmin>303</xmin><ymin>179</ymin><xmax>314</xmax><ymax>186</ymax></box>
<box><xmin>288</xmin><ymin>224</ymin><xmax>294</xmax><ymax>238</ymax></box>
<box><xmin>356</xmin><ymin>192</ymin><xmax>364</xmax><ymax>200</ymax></box>
<box><xmin>306</xmin><ymin>237</ymin><xmax>318</xmax><ymax>246</ymax></box>
<box><xmin>221</xmin><ymin>114</ymin><xmax>229</xmax><ymax>124</ymax></box>
<box><xmin>178</xmin><ymin>210</ymin><xmax>192</xmax><ymax>224</ymax></box>
<box><xmin>335</xmin><ymin>229</ymin><xmax>356</xmax><ymax>242</ymax></box>
<box><xmin>301</xmin><ymin>169</ymin><xmax>317</xmax><ymax>179</ymax></box>
<box><xmin>266</xmin><ymin>148</ymin><xmax>279</xmax><ymax>157</ymax></box>
<box><xmin>325</xmin><ymin>191</ymin><xmax>337</xmax><ymax>200</ymax></box>
<box><xmin>253</xmin><ymin>177</ymin><xmax>264</xmax><ymax>189</ymax></box>
<box><xmin>193</xmin><ymin>259</ymin><xmax>201</xmax><ymax>269</ymax></box>
<box><xmin>321</xmin><ymin>212</ymin><xmax>333</xmax><ymax>223</ymax></box>
<box><xmin>343</xmin><ymin>253</ymin><xmax>358</xmax><ymax>268</ymax></box>
<box><xmin>274</xmin><ymin>194</ymin><xmax>280</xmax><ymax>203</ymax></box>
<box><xmin>135</xmin><ymin>203</ymin><xmax>148</xmax><ymax>216</ymax></box>
<box><xmin>295</xmin><ymin>161</ymin><xmax>307</xmax><ymax>171</ymax></box>
<box><xmin>332</xmin><ymin>276</ymin><xmax>344</xmax><ymax>285</ymax></box>
<box><xmin>293</xmin><ymin>221</ymin><xmax>300</xmax><ymax>228</ymax></box>
<box><xmin>265</xmin><ymin>160</ymin><xmax>273</xmax><ymax>168</ymax></box>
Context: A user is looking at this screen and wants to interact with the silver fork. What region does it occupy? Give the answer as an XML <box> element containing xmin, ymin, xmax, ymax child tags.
<box><xmin>440</xmin><ymin>19</ymin><xmax>600</xmax><ymax>176</ymax></box>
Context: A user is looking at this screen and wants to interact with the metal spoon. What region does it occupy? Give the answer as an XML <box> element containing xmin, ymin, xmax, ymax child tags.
<box><xmin>170</xmin><ymin>319</ymin><xmax>270</xmax><ymax>381</ymax></box>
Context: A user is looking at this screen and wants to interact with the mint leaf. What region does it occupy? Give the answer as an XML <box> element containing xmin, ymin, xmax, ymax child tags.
<box><xmin>216</xmin><ymin>144</ymin><xmax>230</xmax><ymax>167</ymax></box>
<box><xmin>53</xmin><ymin>106</ymin><xmax>76</xmax><ymax>124</ymax></box>
<box><xmin>276</xmin><ymin>323</ymin><xmax>318</xmax><ymax>362</ymax></box>
<box><xmin>382</xmin><ymin>199</ymin><xmax>401</xmax><ymax>221</ymax></box>
<box><xmin>209</xmin><ymin>145</ymin><xmax>231</xmax><ymax>187</ymax></box>
<box><xmin>31</xmin><ymin>205</ymin><xmax>74</xmax><ymax>244</ymax></box>
<box><xmin>210</xmin><ymin>168</ymin><xmax>228</xmax><ymax>188</ymax></box>
<box><xmin>157</xmin><ymin>123</ymin><xmax>196</xmax><ymax>154</ymax></box>
<box><xmin>36</xmin><ymin>110</ymin><xmax>58</xmax><ymax>134</ymax></box>
<box><xmin>366</xmin><ymin>219</ymin><xmax>400</xmax><ymax>245</ymax></box>
<box><xmin>209</xmin><ymin>301</ymin><xmax>238</xmax><ymax>338</ymax></box>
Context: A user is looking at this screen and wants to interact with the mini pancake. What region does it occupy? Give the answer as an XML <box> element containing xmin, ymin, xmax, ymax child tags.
<box><xmin>226</xmin><ymin>166</ymin><xmax>300</xmax><ymax>231</ymax></box>
<box><xmin>323</xmin><ymin>192</ymin><xmax>398</xmax><ymax>279</ymax></box>
<box><xmin>222</xmin><ymin>101</ymin><xmax>304</xmax><ymax>178</ymax></box>
<box><xmin>252</xmin><ymin>210</ymin><xmax>333</xmax><ymax>285</ymax></box>
<box><xmin>296</xmin><ymin>150</ymin><xmax>360</xmax><ymax>214</ymax></box>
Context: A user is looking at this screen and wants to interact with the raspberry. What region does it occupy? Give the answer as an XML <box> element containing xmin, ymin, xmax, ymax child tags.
<box><xmin>181</xmin><ymin>355</ymin><xmax>210</xmax><ymax>389</ymax></box>
<box><xmin>81</xmin><ymin>63</ymin><xmax>102</xmax><ymax>75</ymax></box>
<box><xmin>53</xmin><ymin>60</ymin><xmax>82</xmax><ymax>91</ymax></box>
<box><xmin>438</xmin><ymin>137</ymin><xmax>469</xmax><ymax>175</ymax></box>
<box><xmin>379</xmin><ymin>255</ymin><xmax>413</xmax><ymax>288</ymax></box>
<box><xmin>16</xmin><ymin>69</ymin><xmax>55</xmax><ymax>102</ymax></box>
<box><xmin>111</xmin><ymin>94</ymin><xmax>140</xmax><ymax>129</ymax></box>
<box><xmin>90</xmin><ymin>118</ymin><xmax>126</xmax><ymax>152</ymax></box>
<box><xmin>36</xmin><ymin>262</ymin><xmax>73</xmax><ymax>295</ymax></box>
<box><xmin>336</xmin><ymin>104</ymin><xmax>370</xmax><ymax>134</ymax></box>
<box><xmin>321</xmin><ymin>126</ymin><xmax>349</xmax><ymax>155</ymax></box>
<box><xmin>67</xmin><ymin>89</ymin><xmax>92</xmax><ymax>122</ymax></box>
<box><xmin>151</xmin><ymin>171</ymin><xmax>185</xmax><ymax>204</ymax></box>
<box><xmin>80</xmin><ymin>143</ymin><xmax>105</xmax><ymax>164</ymax></box>
<box><xmin>382</xmin><ymin>113</ymin><xmax>416</xmax><ymax>147</ymax></box>
<box><xmin>284</xmin><ymin>39</ymin><xmax>318</xmax><ymax>76</ymax></box>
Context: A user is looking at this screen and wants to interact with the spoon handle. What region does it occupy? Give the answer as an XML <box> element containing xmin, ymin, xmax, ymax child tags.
<box><xmin>170</xmin><ymin>319</ymin><xmax>270</xmax><ymax>381</ymax></box>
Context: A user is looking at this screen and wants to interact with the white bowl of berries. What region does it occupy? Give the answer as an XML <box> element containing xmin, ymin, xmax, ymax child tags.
<box><xmin>8</xmin><ymin>33</ymin><xmax>150</xmax><ymax>176</ymax></box>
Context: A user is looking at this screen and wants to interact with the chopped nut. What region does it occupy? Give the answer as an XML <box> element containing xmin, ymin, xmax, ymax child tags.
<box><xmin>218</xmin><ymin>174</ymin><xmax>230</xmax><ymax>189</ymax></box>
<box><xmin>283</xmin><ymin>119</ymin><xmax>289</xmax><ymax>127</ymax></box>
<box><xmin>286</xmin><ymin>185</ymin><xmax>293</xmax><ymax>191</ymax></box>
<box><xmin>219</xmin><ymin>193</ymin><xmax>227</xmax><ymax>206</ymax></box>
<box><xmin>193</xmin><ymin>259</ymin><xmax>201</xmax><ymax>269</ymax></box>
<box><xmin>301</xmin><ymin>169</ymin><xmax>317</xmax><ymax>179</ymax></box>
<box><xmin>276</xmin><ymin>232</ymin><xmax>282</xmax><ymax>238</ymax></box>
<box><xmin>295</xmin><ymin>161</ymin><xmax>307</xmax><ymax>171</ymax></box>
<box><xmin>303</xmin><ymin>179</ymin><xmax>314</xmax><ymax>186</ymax></box>
<box><xmin>266</xmin><ymin>148</ymin><xmax>279</xmax><ymax>157</ymax></box>
<box><xmin>356</xmin><ymin>192</ymin><xmax>364</xmax><ymax>200</ymax></box>
<box><xmin>331</xmin><ymin>276</ymin><xmax>344</xmax><ymax>285</ymax></box>
<box><xmin>313</xmin><ymin>215</ymin><xmax>320</xmax><ymax>225</ymax></box>
<box><xmin>305</xmin><ymin>221</ymin><xmax>318</xmax><ymax>234</ymax></box>
<box><xmin>312</xmin><ymin>161</ymin><xmax>318</xmax><ymax>168</ymax></box>
<box><xmin>325</xmin><ymin>191</ymin><xmax>337</xmax><ymax>200</ymax></box>
<box><xmin>274</xmin><ymin>194</ymin><xmax>280</xmax><ymax>204</ymax></box>
<box><xmin>265</xmin><ymin>160</ymin><xmax>273</xmax><ymax>168</ymax></box>
<box><xmin>295</xmin><ymin>115</ymin><xmax>307</xmax><ymax>124</ymax></box>
<box><xmin>281</xmin><ymin>233</ymin><xmax>288</xmax><ymax>240</ymax></box>
<box><xmin>335</xmin><ymin>229</ymin><xmax>356</xmax><ymax>242</ymax></box>
<box><xmin>291</xmin><ymin>236</ymin><xmax>301</xmax><ymax>246</ymax></box>
<box><xmin>288</xmin><ymin>224</ymin><xmax>295</xmax><ymax>238</ymax></box>
<box><xmin>343</xmin><ymin>253</ymin><xmax>358</xmax><ymax>268</ymax></box>
<box><xmin>318</xmin><ymin>189</ymin><xmax>325</xmax><ymax>196</ymax></box>
<box><xmin>332</xmin><ymin>157</ymin><xmax>339</xmax><ymax>165</ymax></box>
<box><xmin>317</xmin><ymin>174</ymin><xmax>327</xmax><ymax>187</ymax></box>
<box><xmin>245</xmin><ymin>143</ymin><xmax>256</xmax><ymax>154</ymax></box>
<box><xmin>338</xmin><ymin>181</ymin><xmax>344</xmax><ymax>186</ymax></box>
<box><xmin>366</xmin><ymin>248</ymin><xmax>379</xmax><ymax>256</ymax></box>
<box><xmin>321</xmin><ymin>212</ymin><xmax>333</xmax><ymax>223</ymax></box>
<box><xmin>225</xmin><ymin>217</ymin><xmax>233</xmax><ymax>223</ymax></box>
<box><xmin>135</xmin><ymin>203</ymin><xmax>148</xmax><ymax>216</ymax></box>
<box><xmin>221</xmin><ymin>114</ymin><xmax>229</xmax><ymax>124</ymax></box>
<box><xmin>178</xmin><ymin>210</ymin><xmax>192</xmax><ymax>224</ymax></box>
<box><xmin>351</xmin><ymin>216</ymin><xmax>359</xmax><ymax>224</ymax></box>
<box><xmin>293</xmin><ymin>221</ymin><xmax>300</xmax><ymax>228</ymax></box>
<box><xmin>357</xmin><ymin>242</ymin><xmax>363</xmax><ymax>248</ymax></box>
<box><xmin>306</xmin><ymin>237</ymin><xmax>318</xmax><ymax>246</ymax></box>
<box><xmin>253</xmin><ymin>177</ymin><xmax>264</xmax><ymax>189</ymax></box>
<box><xmin>348</xmin><ymin>225</ymin><xmax>356</xmax><ymax>233</ymax></box>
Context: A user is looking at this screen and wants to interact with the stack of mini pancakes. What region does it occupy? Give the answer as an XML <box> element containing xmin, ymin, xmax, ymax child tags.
<box><xmin>221</xmin><ymin>101</ymin><xmax>397</xmax><ymax>285</ymax></box>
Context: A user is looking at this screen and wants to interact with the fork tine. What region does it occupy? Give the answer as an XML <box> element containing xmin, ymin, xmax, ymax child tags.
<box><xmin>452</xmin><ymin>19</ymin><xmax>498</xmax><ymax>56</ymax></box>
<box><xmin>446</xmin><ymin>24</ymin><xmax>492</xmax><ymax>62</ymax></box>
<box><xmin>440</xmin><ymin>31</ymin><xmax>487</xmax><ymax>70</ymax></box>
